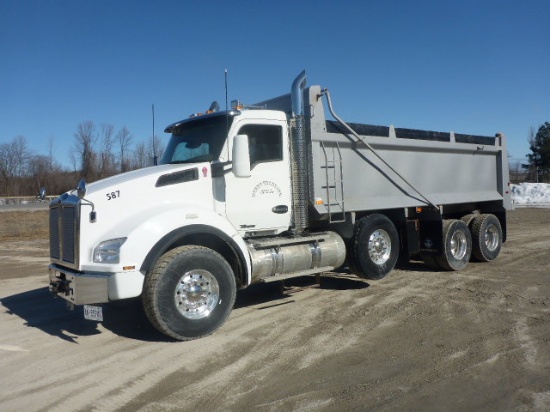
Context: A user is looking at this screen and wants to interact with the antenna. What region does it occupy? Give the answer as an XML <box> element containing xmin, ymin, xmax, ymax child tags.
<box><xmin>152</xmin><ymin>104</ymin><xmax>158</xmax><ymax>165</ymax></box>
<box><xmin>225</xmin><ymin>69</ymin><xmax>229</xmax><ymax>135</ymax></box>
<box><xmin>225</xmin><ymin>69</ymin><xmax>228</xmax><ymax>112</ymax></box>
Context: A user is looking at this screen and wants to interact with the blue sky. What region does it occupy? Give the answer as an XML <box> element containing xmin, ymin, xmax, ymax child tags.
<box><xmin>1</xmin><ymin>0</ymin><xmax>549</xmax><ymax>168</ymax></box>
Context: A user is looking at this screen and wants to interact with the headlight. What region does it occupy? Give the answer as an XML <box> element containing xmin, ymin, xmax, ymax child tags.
<box><xmin>93</xmin><ymin>238</ymin><xmax>127</xmax><ymax>263</ymax></box>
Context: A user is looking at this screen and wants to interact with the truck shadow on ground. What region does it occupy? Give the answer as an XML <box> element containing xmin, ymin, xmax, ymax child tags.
<box><xmin>1</xmin><ymin>288</ymin><xmax>168</xmax><ymax>343</ymax></box>
<box><xmin>396</xmin><ymin>259</ymin><xmax>440</xmax><ymax>272</ymax></box>
<box><xmin>1</xmin><ymin>274</ymin><xmax>369</xmax><ymax>343</ymax></box>
<box><xmin>1</xmin><ymin>287</ymin><xmax>103</xmax><ymax>343</ymax></box>
<box><xmin>234</xmin><ymin>273</ymin><xmax>369</xmax><ymax>309</ymax></box>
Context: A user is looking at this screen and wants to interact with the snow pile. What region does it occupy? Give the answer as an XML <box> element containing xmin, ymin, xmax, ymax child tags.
<box><xmin>511</xmin><ymin>183</ymin><xmax>550</xmax><ymax>207</ymax></box>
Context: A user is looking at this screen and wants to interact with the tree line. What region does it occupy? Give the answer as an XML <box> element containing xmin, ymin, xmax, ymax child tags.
<box><xmin>521</xmin><ymin>122</ymin><xmax>550</xmax><ymax>183</ymax></box>
<box><xmin>0</xmin><ymin>121</ymin><xmax>164</xmax><ymax>197</ymax></box>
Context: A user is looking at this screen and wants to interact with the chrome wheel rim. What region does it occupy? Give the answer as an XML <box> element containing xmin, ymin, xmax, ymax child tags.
<box><xmin>174</xmin><ymin>269</ymin><xmax>219</xmax><ymax>319</ymax></box>
<box><xmin>368</xmin><ymin>229</ymin><xmax>391</xmax><ymax>265</ymax></box>
<box><xmin>485</xmin><ymin>224</ymin><xmax>499</xmax><ymax>252</ymax></box>
<box><xmin>450</xmin><ymin>230</ymin><xmax>468</xmax><ymax>260</ymax></box>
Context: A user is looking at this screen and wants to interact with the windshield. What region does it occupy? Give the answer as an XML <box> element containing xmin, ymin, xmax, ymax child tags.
<box><xmin>161</xmin><ymin>116</ymin><xmax>232</xmax><ymax>165</ymax></box>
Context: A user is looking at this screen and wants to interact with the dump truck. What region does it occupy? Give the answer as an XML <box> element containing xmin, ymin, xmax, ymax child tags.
<box><xmin>48</xmin><ymin>71</ymin><xmax>512</xmax><ymax>340</ymax></box>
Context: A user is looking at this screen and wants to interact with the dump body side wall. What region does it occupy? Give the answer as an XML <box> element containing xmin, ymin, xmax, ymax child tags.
<box><xmin>303</xmin><ymin>86</ymin><xmax>511</xmax><ymax>215</ymax></box>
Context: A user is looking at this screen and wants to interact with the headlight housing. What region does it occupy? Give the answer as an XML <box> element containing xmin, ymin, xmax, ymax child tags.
<box><xmin>93</xmin><ymin>238</ymin><xmax>127</xmax><ymax>263</ymax></box>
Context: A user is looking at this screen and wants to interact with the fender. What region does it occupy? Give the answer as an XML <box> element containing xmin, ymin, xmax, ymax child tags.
<box><xmin>140</xmin><ymin>223</ymin><xmax>250</xmax><ymax>287</ymax></box>
<box><xmin>120</xmin><ymin>206</ymin><xmax>252</xmax><ymax>285</ymax></box>
<box><xmin>80</xmin><ymin>204</ymin><xmax>252</xmax><ymax>286</ymax></box>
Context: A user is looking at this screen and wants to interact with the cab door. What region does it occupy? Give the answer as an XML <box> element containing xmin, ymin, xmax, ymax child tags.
<box><xmin>224</xmin><ymin>119</ymin><xmax>292</xmax><ymax>235</ymax></box>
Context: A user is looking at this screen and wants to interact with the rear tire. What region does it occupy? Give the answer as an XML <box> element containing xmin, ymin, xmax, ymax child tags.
<box><xmin>349</xmin><ymin>214</ymin><xmax>399</xmax><ymax>280</ymax></box>
<box><xmin>436</xmin><ymin>219</ymin><xmax>472</xmax><ymax>271</ymax></box>
<box><xmin>142</xmin><ymin>245</ymin><xmax>236</xmax><ymax>341</ymax></box>
<box><xmin>470</xmin><ymin>214</ymin><xmax>502</xmax><ymax>262</ymax></box>
<box><xmin>460</xmin><ymin>213</ymin><xmax>477</xmax><ymax>227</ymax></box>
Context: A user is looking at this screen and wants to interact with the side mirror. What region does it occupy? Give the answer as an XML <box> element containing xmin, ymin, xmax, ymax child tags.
<box><xmin>232</xmin><ymin>134</ymin><xmax>251</xmax><ymax>178</ymax></box>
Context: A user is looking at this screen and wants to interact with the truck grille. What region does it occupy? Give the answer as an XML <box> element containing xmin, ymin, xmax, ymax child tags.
<box><xmin>49</xmin><ymin>196</ymin><xmax>80</xmax><ymax>267</ymax></box>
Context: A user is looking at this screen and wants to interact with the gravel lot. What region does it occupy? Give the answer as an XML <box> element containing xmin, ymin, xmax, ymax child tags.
<box><xmin>0</xmin><ymin>208</ymin><xmax>549</xmax><ymax>411</ymax></box>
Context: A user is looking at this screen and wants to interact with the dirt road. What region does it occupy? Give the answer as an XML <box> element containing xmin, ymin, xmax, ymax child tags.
<box><xmin>0</xmin><ymin>209</ymin><xmax>549</xmax><ymax>411</ymax></box>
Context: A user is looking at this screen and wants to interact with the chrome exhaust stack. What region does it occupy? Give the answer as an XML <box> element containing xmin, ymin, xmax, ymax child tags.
<box><xmin>290</xmin><ymin>70</ymin><xmax>309</xmax><ymax>233</ymax></box>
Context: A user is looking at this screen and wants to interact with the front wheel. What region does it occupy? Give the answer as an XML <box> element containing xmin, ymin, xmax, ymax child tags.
<box><xmin>142</xmin><ymin>245</ymin><xmax>236</xmax><ymax>341</ymax></box>
<box><xmin>349</xmin><ymin>214</ymin><xmax>399</xmax><ymax>280</ymax></box>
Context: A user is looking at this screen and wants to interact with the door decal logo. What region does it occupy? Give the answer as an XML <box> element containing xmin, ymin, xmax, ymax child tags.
<box><xmin>252</xmin><ymin>181</ymin><xmax>282</xmax><ymax>197</ymax></box>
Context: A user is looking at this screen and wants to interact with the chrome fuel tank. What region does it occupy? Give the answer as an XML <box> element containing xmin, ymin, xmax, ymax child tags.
<box><xmin>247</xmin><ymin>231</ymin><xmax>346</xmax><ymax>282</ymax></box>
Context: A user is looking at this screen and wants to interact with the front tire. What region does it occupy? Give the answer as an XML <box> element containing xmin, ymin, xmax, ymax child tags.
<box><xmin>349</xmin><ymin>214</ymin><xmax>399</xmax><ymax>280</ymax></box>
<box><xmin>142</xmin><ymin>245</ymin><xmax>236</xmax><ymax>341</ymax></box>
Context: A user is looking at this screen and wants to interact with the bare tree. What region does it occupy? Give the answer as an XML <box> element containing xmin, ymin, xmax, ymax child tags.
<box><xmin>13</xmin><ymin>135</ymin><xmax>30</xmax><ymax>177</ymax></box>
<box><xmin>0</xmin><ymin>142</ymin><xmax>14</xmax><ymax>195</ymax></box>
<box><xmin>98</xmin><ymin>124</ymin><xmax>115</xmax><ymax>178</ymax></box>
<box><xmin>68</xmin><ymin>150</ymin><xmax>78</xmax><ymax>173</ymax></box>
<box><xmin>48</xmin><ymin>136</ymin><xmax>55</xmax><ymax>168</ymax></box>
<box><xmin>35</xmin><ymin>138</ymin><xmax>67</xmax><ymax>196</ymax></box>
<box><xmin>27</xmin><ymin>154</ymin><xmax>50</xmax><ymax>194</ymax></box>
<box><xmin>116</xmin><ymin>126</ymin><xmax>133</xmax><ymax>173</ymax></box>
<box><xmin>132</xmin><ymin>141</ymin><xmax>149</xmax><ymax>169</ymax></box>
<box><xmin>509</xmin><ymin>158</ymin><xmax>527</xmax><ymax>183</ymax></box>
<box><xmin>0</xmin><ymin>135</ymin><xmax>31</xmax><ymax>196</ymax></box>
<box><xmin>72</xmin><ymin>121</ymin><xmax>97</xmax><ymax>181</ymax></box>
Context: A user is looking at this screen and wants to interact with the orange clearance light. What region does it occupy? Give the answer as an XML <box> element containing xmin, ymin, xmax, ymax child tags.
<box><xmin>231</xmin><ymin>99</ymin><xmax>244</xmax><ymax>110</ymax></box>
<box><xmin>123</xmin><ymin>266</ymin><xmax>136</xmax><ymax>271</ymax></box>
<box><xmin>416</xmin><ymin>207</ymin><xmax>423</xmax><ymax>213</ymax></box>
<box><xmin>315</xmin><ymin>198</ymin><xmax>324</xmax><ymax>205</ymax></box>
<box><xmin>206</xmin><ymin>101</ymin><xmax>219</xmax><ymax>114</ymax></box>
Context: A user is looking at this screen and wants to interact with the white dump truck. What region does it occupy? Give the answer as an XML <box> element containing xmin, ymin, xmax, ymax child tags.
<box><xmin>48</xmin><ymin>71</ymin><xmax>512</xmax><ymax>340</ymax></box>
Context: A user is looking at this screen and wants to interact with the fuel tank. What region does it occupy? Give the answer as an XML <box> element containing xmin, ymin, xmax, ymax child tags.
<box><xmin>247</xmin><ymin>231</ymin><xmax>346</xmax><ymax>282</ymax></box>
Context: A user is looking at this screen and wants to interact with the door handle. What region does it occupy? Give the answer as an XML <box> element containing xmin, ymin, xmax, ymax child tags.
<box><xmin>272</xmin><ymin>205</ymin><xmax>289</xmax><ymax>214</ymax></box>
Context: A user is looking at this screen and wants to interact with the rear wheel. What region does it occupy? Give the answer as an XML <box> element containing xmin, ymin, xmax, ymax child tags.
<box><xmin>460</xmin><ymin>213</ymin><xmax>477</xmax><ymax>227</ymax></box>
<box><xmin>470</xmin><ymin>214</ymin><xmax>502</xmax><ymax>262</ymax></box>
<box><xmin>142</xmin><ymin>245</ymin><xmax>236</xmax><ymax>341</ymax></box>
<box><xmin>436</xmin><ymin>219</ymin><xmax>472</xmax><ymax>271</ymax></box>
<box><xmin>349</xmin><ymin>214</ymin><xmax>399</xmax><ymax>280</ymax></box>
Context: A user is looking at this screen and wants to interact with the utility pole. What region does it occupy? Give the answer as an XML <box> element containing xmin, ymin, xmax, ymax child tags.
<box><xmin>152</xmin><ymin>104</ymin><xmax>157</xmax><ymax>166</ymax></box>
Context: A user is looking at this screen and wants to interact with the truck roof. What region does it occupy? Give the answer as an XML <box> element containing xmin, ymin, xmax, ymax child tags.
<box><xmin>164</xmin><ymin>110</ymin><xmax>241</xmax><ymax>134</ymax></box>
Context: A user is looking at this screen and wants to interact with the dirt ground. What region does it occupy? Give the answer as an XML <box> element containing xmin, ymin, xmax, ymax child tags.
<box><xmin>0</xmin><ymin>208</ymin><xmax>549</xmax><ymax>412</ymax></box>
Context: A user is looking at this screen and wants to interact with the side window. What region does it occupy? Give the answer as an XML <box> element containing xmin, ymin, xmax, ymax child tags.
<box><xmin>237</xmin><ymin>124</ymin><xmax>283</xmax><ymax>168</ymax></box>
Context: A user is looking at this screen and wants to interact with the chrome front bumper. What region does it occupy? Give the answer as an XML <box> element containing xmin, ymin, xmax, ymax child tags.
<box><xmin>49</xmin><ymin>265</ymin><xmax>109</xmax><ymax>305</ymax></box>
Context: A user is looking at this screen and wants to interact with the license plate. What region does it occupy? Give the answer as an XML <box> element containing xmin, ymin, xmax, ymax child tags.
<box><xmin>84</xmin><ymin>305</ymin><xmax>103</xmax><ymax>322</ymax></box>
